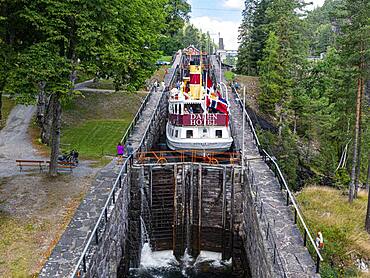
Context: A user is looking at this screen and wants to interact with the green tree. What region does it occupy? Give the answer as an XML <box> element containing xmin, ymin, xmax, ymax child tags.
<box><xmin>158</xmin><ymin>0</ymin><xmax>191</xmax><ymax>55</ymax></box>
<box><xmin>99</xmin><ymin>0</ymin><xmax>168</xmax><ymax>90</ymax></box>
<box><xmin>164</xmin><ymin>0</ymin><xmax>191</xmax><ymax>37</ymax></box>
<box><xmin>338</xmin><ymin>0</ymin><xmax>370</xmax><ymax>202</ymax></box>
<box><xmin>237</xmin><ymin>0</ymin><xmax>270</xmax><ymax>75</ymax></box>
<box><xmin>258</xmin><ymin>31</ymin><xmax>285</xmax><ymax>115</ymax></box>
<box><xmin>2</xmin><ymin>0</ymin><xmax>170</xmax><ymax>175</ymax></box>
<box><xmin>0</xmin><ymin>0</ymin><xmax>31</xmax><ymax>122</ymax></box>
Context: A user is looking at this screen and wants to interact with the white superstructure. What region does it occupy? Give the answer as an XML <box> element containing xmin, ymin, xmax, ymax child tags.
<box><xmin>166</xmin><ymin>48</ymin><xmax>233</xmax><ymax>152</ymax></box>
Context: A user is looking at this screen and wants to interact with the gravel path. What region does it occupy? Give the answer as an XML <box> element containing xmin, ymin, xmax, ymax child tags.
<box><xmin>0</xmin><ymin>105</ymin><xmax>42</xmax><ymax>178</ymax></box>
<box><xmin>74</xmin><ymin>79</ymin><xmax>115</xmax><ymax>93</ymax></box>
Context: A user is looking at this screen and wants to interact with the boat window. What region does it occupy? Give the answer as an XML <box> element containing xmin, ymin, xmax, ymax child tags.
<box><xmin>186</xmin><ymin>130</ymin><xmax>193</xmax><ymax>138</ymax></box>
<box><xmin>175</xmin><ymin>104</ymin><xmax>178</xmax><ymax>114</ymax></box>
<box><xmin>175</xmin><ymin>130</ymin><xmax>179</xmax><ymax>138</ymax></box>
<box><xmin>216</xmin><ymin>130</ymin><xmax>222</xmax><ymax>138</ymax></box>
<box><xmin>179</xmin><ymin>105</ymin><xmax>182</xmax><ymax>115</ymax></box>
<box><xmin>184</xmin><ymin>104</ymin><xmax>203</xmax><ymax>114</ymax></box>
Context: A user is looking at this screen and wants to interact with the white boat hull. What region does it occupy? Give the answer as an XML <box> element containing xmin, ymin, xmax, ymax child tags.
<box><xmin>166</xmin><ymin>134</ymin><xmax>233</xmax><ymax>152</ymax></box>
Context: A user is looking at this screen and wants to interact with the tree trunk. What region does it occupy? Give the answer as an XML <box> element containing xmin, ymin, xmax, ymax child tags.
<box><xmin>49</xmin><ymin>93</ymin><xmax>62</xmax><ymax>176</ymax></box>
<box><xmin>0</xmin><ymin>91</ymin><xmax>3</xmax><ymax>126</ymax></box>
<box><xmin>41</xmin><ymin>98</ymin><xmax>53</xmax><ymax>145</ymax></box>
<box><xmin>36</xmin><ymin>81</ymin><xmax>47</xmax><ymax>128</ymax></box>
<box><xmin>354</xmin><ymin>79</ymin><xmax>364</xmax><ymax>198</ymax></box>
<box><xmin>278</xmin><ymin>106</ymin><xmax>283</xmax><ymax>138</ymax></box>
<box><xmin>349</xmin><ymin>78</ymin><xmax>364</xmax><ymax>203</ymax></box>
<box><xmin>366</xmin><ymin>154</ymin><xmax>370</xmax><ymax>192</ymax></box>
<box><xmin>366</xmin><ymin>80</ymin><xmax>370</xmax><ymax>106</ymax></box>
<box><xmin>365</xmin><ymin>154</ymin><xmax>370</xmax><ymax>233</ymax></box>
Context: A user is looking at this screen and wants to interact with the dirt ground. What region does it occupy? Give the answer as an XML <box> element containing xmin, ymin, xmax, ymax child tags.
<box><xmin>0</xmin><ymin>173</ymin><xmax>95</xmax><ymax>277</ymax></box>
<box><xmin>234</xmin><ymin>75</ymin><xmax>261</xmax><ymax>112</ymax></box>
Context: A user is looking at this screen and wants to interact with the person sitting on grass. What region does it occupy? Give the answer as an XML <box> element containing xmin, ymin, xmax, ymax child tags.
<box><xmin>116</xmin><ymin>142</ymin><xmax>124</xmax><ymax>165</ymax></box>
<box><xmin>315</xmin><ymin>231</ymin><xmax>324</xmax><ymax>250</ymax></box>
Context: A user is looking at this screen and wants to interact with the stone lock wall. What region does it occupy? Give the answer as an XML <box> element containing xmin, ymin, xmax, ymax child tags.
<box><xmin>85</xmin><ymin>175</ymin><xmax>131</xmax><ymax>278</ymax></box>
<box><xmin>241</xmin><ymin>176</ymin><xmax>274</xmax><ymax>278</ymax></box>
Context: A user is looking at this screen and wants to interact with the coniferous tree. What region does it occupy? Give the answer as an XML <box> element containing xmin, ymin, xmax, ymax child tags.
<box><xmin>258</xmin><ymin>31</ymin><xmax>285</xmax><ymax>116</ymax></box>
<box><xmin>339</xmin><ymin>0</ymin><xmax>370</xmax><ymax>202</ymax></box>
<box><xmin>237</xmin><ymin>0</ymin><xmax>270</xmax><ymax>75</ymax></box>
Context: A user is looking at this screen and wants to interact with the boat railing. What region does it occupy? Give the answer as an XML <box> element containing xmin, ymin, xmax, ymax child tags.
<box><xmin>135</xmin><ymin>150</ymin><xmax>241</xmax><ymax>165</ymax></box>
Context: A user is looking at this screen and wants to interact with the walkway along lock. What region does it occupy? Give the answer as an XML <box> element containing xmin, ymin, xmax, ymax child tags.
<box><xmin>233</xmin><ymin>86</ymin><xmax>323</xmax><ymax>273</ymax></box>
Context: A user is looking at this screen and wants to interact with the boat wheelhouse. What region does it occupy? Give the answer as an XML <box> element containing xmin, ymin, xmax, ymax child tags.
<box><xmin>166</xmin><ymin>46</ymin><xmax>233</xmax><ymax>152</ymax></box>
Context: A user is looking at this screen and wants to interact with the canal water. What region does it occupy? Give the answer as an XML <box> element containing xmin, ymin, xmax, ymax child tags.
<box><xmin>128</xmin><ymin>243</ymin><xmax>233</xmax><ymax>278</ymax></box>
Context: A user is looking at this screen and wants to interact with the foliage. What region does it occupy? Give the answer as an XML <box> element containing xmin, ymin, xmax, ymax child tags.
<box><xmin>163</xmin><ymin>0</ymin><xmax>191</xmax><ymax>37</ymax></box>
<box><xmin>224</xmin><ymin>71</ymin><xmax>235</xmax><ymax>82</ymax></box>
<box><xmin>159</xmin><ymin>24</ymin><xmax>216</xmax><ymax>56</ymax></box>
<box><xmin>237</xmin><ymin>0</ymin><xmax>270</xmax><ymax>75</ymax></box>
<box><xmin>0</xmin><ymin>95</ymin><xmax>15</xmax><ymax>129</ymax></box>
<box><xmin>238</xmin><ymin>0</ymin><xmax>370</xmax><ymax>190</ymax></box>
<box><xmin>0</xmin><ymin>0</ymin><xmax>179</xmax><ymax>174</ymax></box>
<box><xmin>258</xmin><ymin>31</ymin><xmax>287</xmax><ymax>115</ymax></box>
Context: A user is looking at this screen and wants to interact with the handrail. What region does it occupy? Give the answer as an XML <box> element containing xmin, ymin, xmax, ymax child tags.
<box><xmin>120</xmin><ymin>87</ymin><xmax>153</xmax><ymax>144</ymax></box>
<box><xmin>261</xmin><ymin>150</ymin><xmax>323</xmax><ymax>261</ymax></box>
<box><xmin>70</xmin><ymin>60</ymin><xmax>180</xmax><ymax>277</ymax></box>
<box><xmin>70</xmin><ymin>160</ymin><xmax>129</xmax><ymax>277</ymax></box>
<box><xmin>232</xmin><ymin>86</ymin><xmax>323</xmax><ymax>272</ymax></box>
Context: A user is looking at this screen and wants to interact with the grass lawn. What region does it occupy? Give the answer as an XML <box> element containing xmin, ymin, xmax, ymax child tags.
<box><xmin>1</xmin><ymin>95</ymin><xmax>16</xmax><ymax>129</ymax></box>
<box><xmin>159</xmin><ymin>55</ymin><xmax>172</xmax><ymax>62</ymax></box>
<box><xmin>297</xmin><ymin>186</ymin><xmax>370</xmax><ymax>277</ymax></box>
<box><xmin>61</xmin><ymin>119</ymin><xmax>131</xmax><ymax>158</ymax></box>
<box><xmin>60</xmin><ymin>91</ymin><xmax>146</xmax><ymax>160</ymax></box>
<box><xmin>0</xmin><ymin>212</ymin><xmax>41</xmax><ymax>277</ymax></box>
<box><xmin>85</xmin><ymin>79</ymin><xmax>115</xmax><ymax>90</ymax></box>
<box><xmin>224</xmin><ymin>71</ymin><xmax>235</xmax><ymax>82</ymax></box>
<box><xmin>76</xmin><ymin>71</ymin><xmax>95</xmax><ymax>83</ymax></box>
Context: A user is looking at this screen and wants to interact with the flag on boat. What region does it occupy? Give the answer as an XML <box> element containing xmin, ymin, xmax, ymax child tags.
<box><xmin>206</xmin><ymin>93</ymin><xmax>229</xmax><ymax>114</ymax></box>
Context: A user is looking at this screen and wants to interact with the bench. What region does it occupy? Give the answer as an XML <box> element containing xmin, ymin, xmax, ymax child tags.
<box><xmin>16</xmin><ymin>160</ymin><xmax>77</xmax><ymax>173</ymax></box>
<box><xmin>16</xmin><ymin>160</ymin><xmax>45</xmax><ymax>172</ymax></box>
<box><xmin>46</xmin><ymin>161</ymin><xmax>77</xmax><ymax>172</ymax></box>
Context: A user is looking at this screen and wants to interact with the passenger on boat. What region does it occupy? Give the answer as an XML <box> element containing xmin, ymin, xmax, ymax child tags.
<box><xmin>185</xmin><ymin>82</ymin><xmax>190</xmax><ymax>93</ymax></box>
<box><xmin>188</xmin><ymin>106</ymin><xmax>194</xmax><ymax>113</ymax></box>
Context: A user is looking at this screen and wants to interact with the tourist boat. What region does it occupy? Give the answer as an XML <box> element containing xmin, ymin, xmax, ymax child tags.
<box><xmin>166</xmin><ymin>46</ymin><xmax>233</xmax><ymax>152</ymax></box>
